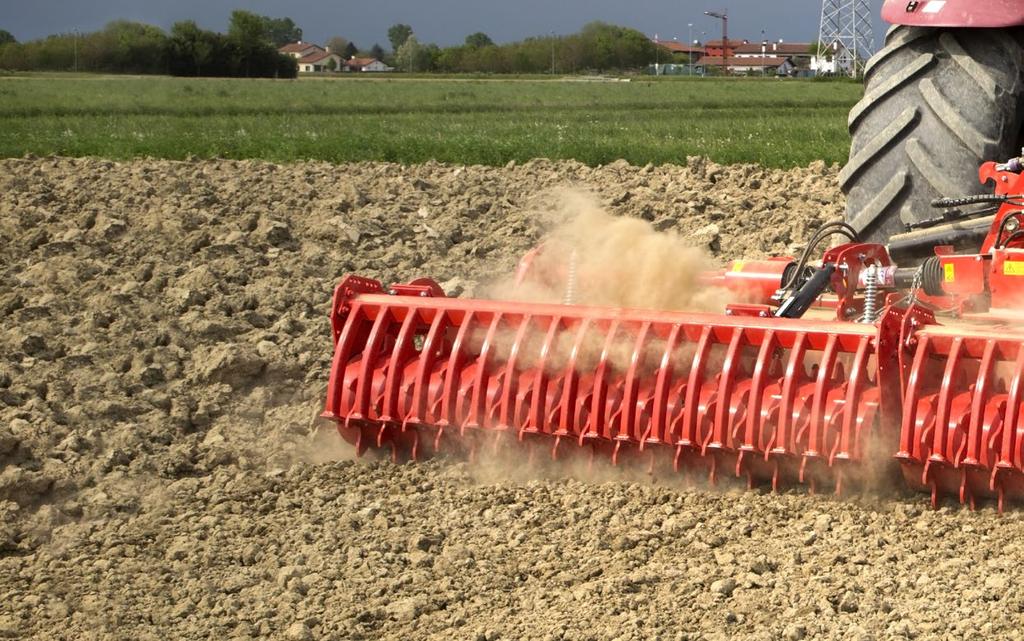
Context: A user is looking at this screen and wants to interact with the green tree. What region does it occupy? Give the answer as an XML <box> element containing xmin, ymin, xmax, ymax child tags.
<box><xmin>344</xmin><ymin>41</ymin><xmax>358</xmax><ymax>58</ymax></box>
<box><xmin>0</xmin><ymin>30</ymin><xmax>16</xmax><ymax>45</ymax></box>
<box><xmin>264</xmin><ymin>17</ymin><xmax>301</xmax><ymax>47</ymax></box>
<box><xmin>325</xmin><ymin>36</ymin><xmax>348</xmax><ymax>54</ymax></box>
<box><xmin>169</xmin><ymin>20</ymin><xmax>215</xmax><ymax>76</ymax></box>
<box><xmin>228</xmin><ymin>10</ymin><xmax>270</xmax><ymax>76</ymax></box>
<box><xmin>229</xmin><ymin>10</ymin><xmax>269</xmax><ymax>45</ymax></box>
<box><xmin>388</xmin><ymin>23</ymin><xmax>413</xmax><ymax>52</ymax></box>
<box><xmin>396</xmin><ymin>35</ymin><xmax>434</xmax><ymax>72</ymax></box>
<box><xmin>326</xmin><ymin>57</ymin><xmax>337</xmax><ymax>71</ymax></box>
<box><xmin>465</xmin><ymin>32</ymin><xmax>493</xmax><ymax>48</ymax></box>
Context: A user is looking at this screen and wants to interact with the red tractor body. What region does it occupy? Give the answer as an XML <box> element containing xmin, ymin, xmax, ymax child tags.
<box><xmin>883</xmin><ymin>0</ymin><xmax>1024</xmax><ymax>28</ymax></box>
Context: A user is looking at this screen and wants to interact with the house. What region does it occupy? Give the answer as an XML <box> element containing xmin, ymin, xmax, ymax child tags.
<box><xmin>297</xmin><ymin>50</ymin><xmax>344</xmax><ymax>73</ymax></box>
<box><xmin>695</xmin><ymin>55</ymin><xmax>794</xmax><ymax>76</ymax></box>
<box><xmin>279</xmin><ymin>41</ymin><xmax>325</xmax><ymax>60</ymax></box>
<box><xmin>733</xmin><ymin>40</ymin><xmax>853</xmax><ymax>76</ymax></box>
<box><xmin>703</xmin><ymin>39</ymin><xmax>748</xmax><ymax>59</ymax></box>
<box><xmin>651</xmin><ymin>39</ymin><xmax>704</xmax><ymax>65</ymax></box>
<box><xmin>346</xmin><ymin>57</ymin><xmax>392</xmax><ymax>72</ymax></box>
<box><xmin>810</xmin><ymin>41</ymin><xmax>855</xmax><ymax>75</ymax></box>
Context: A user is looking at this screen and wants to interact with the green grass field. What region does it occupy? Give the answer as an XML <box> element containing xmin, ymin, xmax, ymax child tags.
<box><xmin>0</xmin><ymin>74</ymin><xmax>863</xmax><ymax>167</ymax></box>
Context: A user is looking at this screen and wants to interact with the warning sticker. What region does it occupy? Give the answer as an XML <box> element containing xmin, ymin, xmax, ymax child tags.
<box><xmin>923</xmin><ymin>1</ymin><xmax>946</xmax><ymax>13</ymax></box>
<box><xmin>732</xmin><ymin>260</ymin><xmax>745</xmax><ymax>273</ymax></box>
<box><xmin>1004</xmin><ymin>261</ymin><xmax>1024</xmax><ymax>276</ymax></box>
<box><xmin>944</xmin><ymin>263</ymin><xmax>955</xmax><ymax>283</ymax></box>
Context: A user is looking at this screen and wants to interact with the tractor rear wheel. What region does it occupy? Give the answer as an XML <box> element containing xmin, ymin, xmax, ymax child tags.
<box><xmin>842</xmin><ymin>26</ymin><xmax>1024</xmax><ymax>253</ymax></box>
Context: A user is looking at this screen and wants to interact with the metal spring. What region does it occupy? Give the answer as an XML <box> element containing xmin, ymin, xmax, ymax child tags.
<box><xmin>563</xmin><ymin>249</ymin><xmax>579</xmax><ymax>306</ymax></box>
<box><xmin>861</xmin><ymin>264</ymin><xmax>879</xmax><ymax>324</ymax></box>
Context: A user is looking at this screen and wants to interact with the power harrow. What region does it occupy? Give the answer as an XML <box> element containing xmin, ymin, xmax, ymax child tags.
<box><xmin>322</xmin><ymin>162</ymin><xmax>1024</xmax><ymax>510</ymax></box>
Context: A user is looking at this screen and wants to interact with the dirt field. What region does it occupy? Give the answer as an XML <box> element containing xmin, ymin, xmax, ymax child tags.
<box><xmin>3</xmin><ymin>156</ymin><xmax>1024</xmax><ymax>641</ymax></box>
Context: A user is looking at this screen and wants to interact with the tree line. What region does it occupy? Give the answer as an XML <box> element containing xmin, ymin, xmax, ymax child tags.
<box><xmin>1</xmin><ymin>18</ymin><xmax>668</xmax><ymax>77</ymax></box>
<box><xmin>382</xmin><ymin>22</ymin><xmax>665</xmax><ymax>74</ymax></box>
<box><xmin>0</xmin><ymin>12</ymin><xmax>300</xmax><ymax>78</ymax></box>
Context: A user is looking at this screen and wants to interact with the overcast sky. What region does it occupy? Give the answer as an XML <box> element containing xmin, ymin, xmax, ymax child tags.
<box><xmin>1</xmin><ymin>0</ymin><xmax>887</xmax><ymax>50</ymax></box>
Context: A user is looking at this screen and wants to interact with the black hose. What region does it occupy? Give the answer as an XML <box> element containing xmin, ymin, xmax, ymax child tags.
<box><xmin>781</xmin><ymin>222</ymin><xmax>861</xmax><ymax>292</ymax></box>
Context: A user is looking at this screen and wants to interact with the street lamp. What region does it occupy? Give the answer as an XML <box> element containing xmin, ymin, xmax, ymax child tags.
<box><xmin>550</xmin><ymin>31</ymin><xmax>556</xmax><ymax>75</ymax></box>
<box><xmin>704</xmin><ymin>10</ymin><xmax>728</xmax><ymax>76</ymax></box>
<box><xmin>688</xmin><ymin>23</ymin><xmax>693</xmax><ymax>76</ymax></box>
<box><xmin>655</xmin><ymin>33</ymin><xmax>660</xmax><ymax>75</ymax></box>
<box><xmin>761</xmin><ymin>29</ymin><xmax>767</xmax><ymax>78</ymax></box>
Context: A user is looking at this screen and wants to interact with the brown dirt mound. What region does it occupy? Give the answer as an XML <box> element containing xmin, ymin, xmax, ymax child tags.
<box><xmin>3</xmin><ymin>156</ymin><xmax>1021</xmax><ymax>641</ymax></box>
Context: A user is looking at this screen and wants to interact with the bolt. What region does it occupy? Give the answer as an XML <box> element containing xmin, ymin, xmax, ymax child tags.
<box><xmin>388</xmin><ymin>289</ymin><xmax>398</xmax><ymax>296</ymax></box>
<box><xmin>419</xmin><ymin>291</ymin><xmax>429</xmax><ymax>297</ymax></box>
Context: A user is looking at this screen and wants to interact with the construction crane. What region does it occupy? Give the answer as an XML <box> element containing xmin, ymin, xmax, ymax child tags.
<box><xmin>704</xmin><ymin>10</ymin><xmax>728</xmax><ymax>76</ymax></box>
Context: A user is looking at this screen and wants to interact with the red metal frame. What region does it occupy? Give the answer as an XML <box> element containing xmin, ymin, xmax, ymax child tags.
<box><xmin>322</xmin><ymin>278</ymin><xmax>901</xmax><ymax>495</ymax></box>
<box><xmin>883</xmin><ymin>0</ymin><xmax>1024</xmax><ymax>29</ymax></box>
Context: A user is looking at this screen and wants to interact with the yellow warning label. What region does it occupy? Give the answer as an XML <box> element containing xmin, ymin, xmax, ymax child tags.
<box><xmin>944</xmin><ymin>263</ymin><xmax>955</xmax><ymax>283</ymax></box>
<box><xmin>732</xmin><ymin>260</ymin><xmax>745</xmax><ymax>273</ymax></box>
<box><xmin>1004</xmin><ymin>260</ymin><xmax>1024</xmax><ymax>276</ymax></box>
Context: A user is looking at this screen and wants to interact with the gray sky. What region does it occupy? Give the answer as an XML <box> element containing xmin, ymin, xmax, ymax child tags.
<box><xmin>1</xmin><ymin>1</ymin><xmax>887</xmax><ymax>51</ymax></box>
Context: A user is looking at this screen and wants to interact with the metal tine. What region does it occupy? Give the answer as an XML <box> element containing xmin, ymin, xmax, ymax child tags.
<box><xmin>466</xmin><ymin>313</ymin><xmax>505</xmax><ymax>432</ymax></box>
<box><xmin>380</xmin><ymin>310</ymin><xmax>420</xmax><ymax>425</ymax></box>
<box><xmin>680</xmin><ymin>325</ymin><xmax>714</xmax><ymax>451</ymax></box>
<box><xmin>769</xmin><ymin>332</ymin><xmax>809</xmax><ymax>463</ymax></box>
<box><xmin>930</xmin><ymin>337</ymin><xmax>965</xmax><ymax>468</ymax></box>
<box><xmin>991</xmin><ymin>343</ymin><xmax>1024</xmax><ymax>502</ymax></box>
<box><xmin>522</xmin><ymin>315</ymin><xmax>563</xmax><ymax>439</ymax></box>
<box><xmin>835</xmin><ymin>335</ymin><xmax>872</xmax><ymax>464</ymax></box>
<box><xmin>962</xmin><ymin>340</ymin><xmax>997</xmax><ymax>468</ymax></box>
<box><xmin>439</xmin><ymin>311</ymin><xmax>477</xmax><ymax>434</ymax></box>
<box><xmin>497</xmin><ymin>314</ymin><xmax>535</xmax><ymax>432</ymax></box>
<box><xmin>897</xmin><ymin>334</ymin><xmax>934</xmax><ymax>464</ymax></box>
<box><xmin>405</xmin><ymin>310</ymin><xmax>448</xmax><ymax>430</ymax></box>
<box><xmin>801</xmin><ymin>333</ymin><xmax>840</xmax><ymax>484</ymax></box>
<box><xmin>581</xmin><ymin>320</ymin><xmax>622</xmax><ymax>445</ymax></box>
<box><xmin>348</xmin><ymin>308</ymin><xmax>392</xmax><ymax>428</ymax></box>
<box><xmin>644</xmin><ymin>323</ymin><xmax>685</xmax><ymax>449</ymax></box>
<box><xmin>557</xmin><ymin>318</ymin><xmax>592</xmax><ymax>442</ymax></box>
<box><xmin>738</xmin><ymin>329</ymin><xmax>779</xmax><ymax>477</ymax></box>
<box><xmin>324</xmin><ymin>304</ymin><xmax>373</xmax><ymax>422</ymax></box>
<box><xmin>617</xmin><ymin>321</ymin><xmax>654</xmax><ymax>445</ymax></box>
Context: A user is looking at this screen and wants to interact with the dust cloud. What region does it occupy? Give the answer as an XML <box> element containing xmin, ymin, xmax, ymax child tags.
<box><xmin>488</xmin><ymin>189</ymin><xmax>736</xmax><ymax>313</ymax></box>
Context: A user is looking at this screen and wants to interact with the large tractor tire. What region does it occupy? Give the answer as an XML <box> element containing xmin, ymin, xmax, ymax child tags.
<box><xmin>842</xmin><ymin>26</ymin><xmax>1024</xmax><ymax>251</ymax></box>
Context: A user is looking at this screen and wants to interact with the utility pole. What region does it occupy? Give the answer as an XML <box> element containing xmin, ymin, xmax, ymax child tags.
<box><xmin>655</xmin><ymin>33</ymin><xmax>660</xmax><ymax>75</ymax></box>
<box><xmin>688</xmin><ymin>23</ymin><xmax>693</xmax><ymax>76</ymax></box>
<box><xmin>704</xmin><ymin>10</ymin><xmax>728</xmax><ymax>77</ymax></box>
<box><xmin>550</xmin><ymin>32</ymin><xmax>555</xmax><ymax>75</ymax></box>
<box><xmin>73</xmin><ymin>28</ymin><xmax>79</xmax><ymax>73</ymax></box>
<box><xmin>761</xmin><ymin>29</ymin><xmax>766</xmax><ymax>78</ymax></box>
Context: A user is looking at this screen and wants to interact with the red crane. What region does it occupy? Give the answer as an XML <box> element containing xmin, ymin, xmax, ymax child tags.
<box><xmin>704</xmin><ymin>10</ymin><xmax>728</xmax><ymax>76</ymax></box>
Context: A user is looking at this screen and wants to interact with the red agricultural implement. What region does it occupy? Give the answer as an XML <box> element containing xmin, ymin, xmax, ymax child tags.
<box><xmin>322</xmin><ymin>162</ymin><xmax>1024</xmax><ymax>511</ymax></box>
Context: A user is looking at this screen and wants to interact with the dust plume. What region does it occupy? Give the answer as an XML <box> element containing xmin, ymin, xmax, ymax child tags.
<box><xmin>487</xmin><ymin>189</ymin><xmax>737</xmax><ymax>313</ymax></box>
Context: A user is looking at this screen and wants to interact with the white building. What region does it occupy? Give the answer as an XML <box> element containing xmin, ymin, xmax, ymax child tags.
<box><xmin>279</xmin><ymin>41</ymin><xmax>325</xmax><ymax>60</ymax></box>
<box><xmin>346</xmin><ymin>57</ymin><xmax>392</xmax><ymax>72</ymax></box>
<box><xmin>297</xmin><ymin>50</ymin><xmax>345</xmax><ymax>73</ymax></box>
<box><xmin>695</xmin><ymin>55</ymin><xmax>795</xmax><ymax>76</ymax></box>
<box><xmin>810</xmin><ymin>41</ymin><xmax>855</xmax><ymax>75</ymax></box>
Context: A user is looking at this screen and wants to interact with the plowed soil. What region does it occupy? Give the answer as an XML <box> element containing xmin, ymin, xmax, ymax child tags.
<box><xmin>3</xmin><ymin>156</ymin><xmax>1024</xmax><ymax>641</ymax></box>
